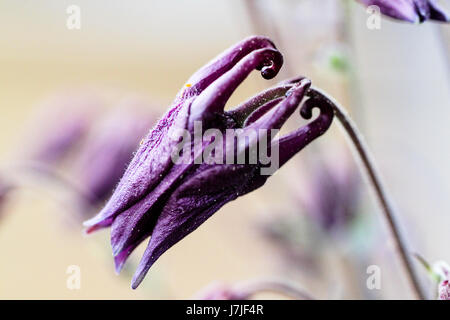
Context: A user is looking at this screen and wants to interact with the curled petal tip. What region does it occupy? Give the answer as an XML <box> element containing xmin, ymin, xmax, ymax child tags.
<box><xmin>183</xmin><ymin>35</ymin><xmax>278</xmax><ymax>98</ymax></box>
<box><xmin>259</xmin><ymin>56</ymin><xmax>284</xmax><ymax>79</ymax></box>
<box><xmin>262</xmin><ymin>51</ymin><xmax>283</xmax><ymax>79</ymax></box>
<box><xmin>300</xmin><ymin>99</ymin><xmax>316</xmax><ymax>119</ymax></box>
<box><xmin>189</xmin><ymin>47</ymin><xmax>283</xmax><ymax>126</ymax></box>
<box><xmin>277</xmin><ymin>91</ymin><xmax>335</xmax><ymax>167</ymax></box>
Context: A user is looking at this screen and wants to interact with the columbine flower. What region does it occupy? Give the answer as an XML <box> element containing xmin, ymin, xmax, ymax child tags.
<box><xmin>359</xmin><ymin>0</ymin><xmax>450</xmax><ymax>23</ymax></box>
<box><xmin>84</xmin><ymin>36</ymin><xmax>334</xmax><ymax>289</ymax></box>
<box><xmin>73</xmin><ymin>100</ymin><xmax>154</xmax><ymax>206</ymax></box>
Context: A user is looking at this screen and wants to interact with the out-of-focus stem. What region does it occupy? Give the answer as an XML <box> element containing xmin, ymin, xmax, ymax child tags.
<box><xmin>17</xmin><ymin>161</ymin><xmax>97</xmax><ymax>206</ymax></box>
<box><xmin>308</xmin><ymin>87</ymin><xmax>425</xmax><ymax>300</ymax></box>
<box><xmin>242</xmin><ymin>0</ymin><xmax>266</xmax><ymax>36</ymax></box>
<box><xmin>235</xmin><ymin>278</ymin><xmax>315</xmax><ymax>300</ymax></box>
<box><xmin>241</xmin><ymin>0</ymin><xmax>294</xmax><ymax>78</ymax></box>
<box><xmin>3</xmin><ymin>161</ymin><xmax>98</xmax><ymax>228</ymax></box>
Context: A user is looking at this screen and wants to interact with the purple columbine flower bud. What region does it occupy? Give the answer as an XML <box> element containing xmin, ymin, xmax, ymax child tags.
<box><xmin>73</xmin><ymin>100</ymin><xmax>154</xmax><ymax>206</ymax></box>
<box><xmin>359</xmin><ymin>0</ymin><xmax>450</xmax><ymax>23</ymax></box>
<box><xmin>84</xmin><ymin>36</ymin><xmax>334</xmax><ymax>289</ymax></box>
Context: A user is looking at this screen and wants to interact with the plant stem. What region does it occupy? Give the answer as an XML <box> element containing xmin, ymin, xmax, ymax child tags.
<box><xmin>236</xmin><ymin>278</ymin><xmax>315</xmax><ymax>300</ymax></box>
<box><xmin>18</xmin><ymin>161</ymin><xmax>97</xmax><ymax>205</ymax></box>
<box><xmin>308</xmin><ymin>87</ymin><xmax>425</xmax><ymax>300</ymax></box>
<box><xmin>241</xmin><ymin>0</ymin><xmax>294</xmax><ymax>78</ymax></box>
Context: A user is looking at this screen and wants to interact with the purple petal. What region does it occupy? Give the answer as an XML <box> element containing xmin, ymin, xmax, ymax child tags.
<box><xmin>189</xmin><ymin>47</ymin><xmax>283</xmax><ymax>126</ymax></box>
<box><xmin>182</xmin><ymin>36</ymin><xmax>277</xmax><ymax>99</ymax></box>
<box><xmin>277</xmin><ymin>96</ymin><xmax>334</xmax><ymax>167</ymax></box>
<box><xmin>75</xmin><ymin>106</ymin><xmax>153</xmax><ymax>205</ymax></box>
<box><xmin>428</xmin><ymin>0</ymin><xmax>450</xmax><ymax>22</ymax></box>
<box><xmin>228</xmin><ymin>83</ymin><xmax>294</xmax><ymax>125</ymax></box>
<box><xmin>131</xmin><ymin>164</ymin><xmax>266</xmax><ymax>289</ymax></box>
<box><xmin>244</xmin><ymin>79</ymin><xmax>311</xmax><ymax>132</ymax></box>
<box><xmin>83</xmin><ymin>101</ymin><xmax>191</xmax><ymax>231</ymax></box>
<box><xmin>360</xmin><ymin>0</ymin><xmax>420</xmax><ymax>22</ymax></box>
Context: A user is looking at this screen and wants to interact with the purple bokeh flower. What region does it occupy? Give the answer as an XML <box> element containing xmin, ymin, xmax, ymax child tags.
<box><xmin>296</xmin><ymin>151</ymin><xmax>359</xmax><ymax>232</ymax></box>
<box><xmin>258</xmin><ymin>211</ymin><xmax>321</xmax><ymax>273</ymax></box>
<box><xmin>0</xmin><ymin>178</ymin><xmax>13</xmax><ymax>218</ymax></box>
<box><xmin>359</xmin><ymin>0</ymin><xmax>450</xmax><ymax>23</ymax></box>
<box><xmin>257</xmin><ymin>150</ymin><xmax>360</xmax><ymax>274</ymax></box>
<box><xmin>73</xmin><ymin>100</ymin><xmax>154</xmax><ymax>206</ymax></box>
<box><xmin>439</xmin><ymin>280</ymin><xmax>450</xmax><ymax>300</ymax></box>
<box><xmin>27</xmin><ymin>94</ymin><xmax>100</xmax><ymax>164</ymax></box>
<box><xmin>84</xmin><ymin>36</ymin><xmax>334</xmax><ymax>289</ymax></box>
<box><xmin>433</xmin><ymin>261</ymin><xmax>450</xmax><ymax>300</ymax></box>
<box><xmin>194</xmin><ymin>279</ymin><xmax>314</xmax><ymax>300</ymax></box>
<box><xmin>194</xmin><ymin>282</ymin><xmax>249</xmax><ymax>300</ymax></box>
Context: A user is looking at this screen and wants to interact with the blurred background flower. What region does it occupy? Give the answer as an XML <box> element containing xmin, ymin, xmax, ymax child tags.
<box><xmin>256</xmin><ymin>145</ymin><xmax>377</xmax><ymax>298</ymax></box>
<box><xmin>10</xmin><ymin>91</ymin><xmax>157</xmax><ymax>222</ymax></box>
<box><xmin>358</xmin><ymin>0</ymin><xmax>450</xmax><ymax>23</ymax></box>
<box><xmin>295</xmin><ymin>150</ymin><xmax>360</xmax><ymax>233</ymax></box>
<box><xmin>0</xmin><ymin>177</ymin><xmax>14</xmax><ymax>219</ymax></box>
<box><xmin>71</xmin><ymin>97</ymin><xmax>155</xmax><ymax>213</ymax></box>
<box><xmin>194</xmin><ymin>278</ymin><xmax>314</xmax><ymax>300</ymax></box>
<box><xmin>23</xmin><ymin>92</ymin><xmax>100</xmax><ymax>165</ymax></box>
<box><xmin>194</xmin><ymin>281</ymin><xmax>249</xmax><ymax>300</ymax></box>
